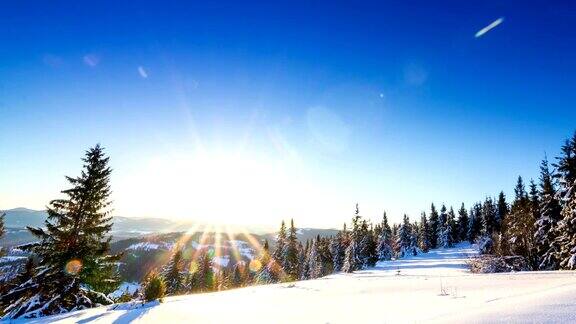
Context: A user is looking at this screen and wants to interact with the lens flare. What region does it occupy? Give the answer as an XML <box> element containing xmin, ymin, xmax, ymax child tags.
<box><xmin>65</xmin><ymin>259</ymin><xmax>82</xmax><ymax>275</ymax></box>
<box><xmin>249</xmin><ymin>259</ymin><xmax>262</xmax><ymax>272</ymax></box>
<box><xmin>189</xmin><ymin>261</ymin><xmax>199</xmax><ymax>274</ymax></box>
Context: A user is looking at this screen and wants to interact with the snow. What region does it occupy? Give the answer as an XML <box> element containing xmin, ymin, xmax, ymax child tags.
<box><xmin>108</xmin><ymin>282</ymin><xmax>141</xmax><ymax>300</ymax></box>
<box><xmin>211</xmin><ymin>256</ymin><xmax>230</xmax><ymax>268</ymax></box>
<box><xmin>126</xmin><ymin>242</ymin><xmax>173</xmax><ymax>251</ymax></box>
<box><xmin>18</xmin><ymin>243</ymin><xmax>576</xmax><ymax>323</ymax></box>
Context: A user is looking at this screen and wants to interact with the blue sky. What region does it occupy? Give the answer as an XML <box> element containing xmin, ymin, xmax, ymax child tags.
<box><xmin>1</xmin><ymin>1</ymin><xmax>575</xmax><ymax>228</ymax></box>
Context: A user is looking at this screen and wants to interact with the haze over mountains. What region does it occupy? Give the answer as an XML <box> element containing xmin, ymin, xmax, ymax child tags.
<box><xmin>0</xmin><ymin>208</ymin><xmax>339</xmax><ymax>247</ymax></box>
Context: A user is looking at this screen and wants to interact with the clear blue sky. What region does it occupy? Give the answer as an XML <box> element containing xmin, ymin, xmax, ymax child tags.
<box><xmin>1</xmin><ymin>1</ymin><xmax>575</xmax><ymax>228</ymax></box>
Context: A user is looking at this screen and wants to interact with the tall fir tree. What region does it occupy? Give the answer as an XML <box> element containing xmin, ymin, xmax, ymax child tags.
<box><xmin>163</xmin><ymin>249</ymin><xmax>184</xmax><ymax>295</ymax></box>
<box><xmin>377</xmin><ymin>213</ymin><xmax>394</xmax><ymax>260</ymax></box>
<box><xmin>482</xmin><ymin>197</ymin><xmax>497</xmax><ymax>236</ymax></box>
<box><xmin>550</xmin><ymin>133</ymin><xmax>576</xmax><ymax>269</ymax></box>
<box><xmin>272</xmin><ymin>220</ymin><xmax>287</xmax><ymax>266</ymax></box>
<box><xmin>397</xmin><ymin>214</ymin><xmax>413</xmax><ymax>257</ymax></box>
<box><xmin>448</xmin><ymin>207</ymin><xmax>458</xmax><ymax>244</ymax></box>
<box><xmin>436</xmin><ymin>205</ymin><xmax>452</xmax><ymax>248</ymax></box>
<box><xmin>341</xmin><ymin>239</ymin><xmax>358</xmax><ymax>273</ymax></box>
<box><xmin>283</xmin><ymin>219</ymin><xmax>300</xmax><ymax>280</ymax></box>
<box><xmin>505</xmin><ymin>176</ymin><xmax>536</xmax><ymax>266</ymax></box>
<box><xmin>468</xmin><ymin>202</ymin><xmax>483</xmax><ymax>243</ymax></box>
<box><xmin>1</xmin><ymin>145</ymin><xmax>121</xmax><ymax>319</ymax></box>
<box><xmin>428</xmin><ymin>203</ymin><xmax>439</xmax><ymax>249</ymax></box>
<box><xmin>496</xmin><ymin>191</ymin><xmax>509</xmax><ymax>233</ymax></box>
<box><xmin>457</xmin><ymin>203</ymin><xmax>469</xmax><ymax>242</ymax></box>
<box><xmin>535</xmin><ymin>156</ymin><xmax>563</xmax><ymax>270</ymax></box>
<box><xmin>418</xmin><ymin>212</ymin><xmax>430</xmax><ymax>253</ymax></box>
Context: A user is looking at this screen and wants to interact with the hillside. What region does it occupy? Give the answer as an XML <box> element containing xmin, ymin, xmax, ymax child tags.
<box><xmin>21</xmin><ymin>243</ymin><xmax>576</xmax><ymax>323</ymax></box>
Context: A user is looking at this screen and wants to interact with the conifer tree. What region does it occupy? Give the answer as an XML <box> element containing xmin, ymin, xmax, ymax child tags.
<box><xmin>505</xmin><ymin>176</ymin><xmax>536</xmax><ymax>265</ymax></box>
<box><xmin>397</xmin><ymin>214</ymin><xmax>413</xmax><ymax>257</ymax></box>
<box><xmin>437</xmin><ymin>205</ymin><xmax>452</xmax><ymax>248</ymax></box>
<box><xmin>0</xmin><ymin>211</ymin><xmax>5</xmax><ymax>240</ymax></box>
<box><xmin>377</xmin><ymin>213</ymin><xmax>394</xmax><ymax>260</ymax></box>
<box><xmin>330</xmin><ymin>232</ymin><xmax>345</xmax><ymax>272</ymax></box>
<box><xmin>272</xmin><ymin>220</ymin><xmax>287</xmax><ymax>266</ymax></box>
<box><xmin>0</xmin><ymin>145</ymin><xmax>121</xmax><ymax>319</ymax></box>
<box><xmin>341</xmin><ymin>239</ymin><xmax>358</xmax><ymax>273</ymax></box>
<box><xmin>283</xmin><ymin>219</ymin><xmax>299</xmax><ymax>280</ymax></box>
<box><xmin>496</xmin><ymin>191</ymin><xmax>509</xmax><ymax>232</ymax></box>
<box><xmin>535</xmin><ymin>156</ymin><xmax>562</xmax><ymax>270</ymax></box>
<box><xmin>482</xmin><ymin>197</ymin><xmax>497</xmax><ymax>236</ymax></box>
<box><xmin>457</xmin><ymin>203</ymin><xmax>469</xmax><ymax>242</ymax></box>
<box><xmin>428</xmin><ymin>203</ymin><xmax>439</xmax><ymax>249</ymax></box>
<box><xmin>418</xmin><ymin>212</ymin><xmax>430</xmax><ymax>253</ymax></box>
<box><xmin>550</xmin><ymin>133</ymin><xmax>576</xmax><ymax>269</ymax></box>
<box><xmin>468</xmin><ymin>202</ymin><xmax>483</xmax><ymax>242</ymax></box>
<box><xmin>163</xmin><ymin>249</ymin><xmax>184</xmax><ymax>295</ymax></box>
<box><xmin>448</xmin><ymin>207</ymin><xmax>458</xmax><ymax>244</ymax></box>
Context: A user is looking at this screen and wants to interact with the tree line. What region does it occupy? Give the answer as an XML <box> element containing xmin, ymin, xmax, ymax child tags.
<box><xmin>1</xmin><ymin>130</ymin><xmax>575</xmax><ymax>319</ymax></box>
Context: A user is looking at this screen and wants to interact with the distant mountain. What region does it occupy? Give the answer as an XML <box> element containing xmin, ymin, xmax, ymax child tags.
<box><xmin>0</xmin><ymin>208</ymin><xmax>339</xmax><ymax>247</ymax></box>
<box><xmin>2</xmin><ymin>208</ymin><xmax>47</xmax><ymax>228</ymax></box>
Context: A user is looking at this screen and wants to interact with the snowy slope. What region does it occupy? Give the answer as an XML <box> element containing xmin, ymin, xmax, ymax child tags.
<box><xmin>20</xmin><ymin>243</ymin><xmax>576</xmax><ymax>323</ymax></box>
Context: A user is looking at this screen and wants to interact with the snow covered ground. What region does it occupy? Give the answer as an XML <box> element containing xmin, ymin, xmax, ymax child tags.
<box><xmin>20</xmin><ymin>243</ymin><xmax>576</xmax><ymax>323</ymax></box>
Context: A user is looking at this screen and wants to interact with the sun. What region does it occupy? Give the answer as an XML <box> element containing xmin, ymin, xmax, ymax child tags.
<box><xmin>115</xmin><ymin>149</ymin><xmax>304</xmax><ymax>225</ymax></box>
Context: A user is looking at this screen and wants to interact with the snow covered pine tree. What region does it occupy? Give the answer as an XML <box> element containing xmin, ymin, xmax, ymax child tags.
<box><xmin>0</xmin><ymin>145</ymin><xmax>121</xmax><ymax>319</ymax></box>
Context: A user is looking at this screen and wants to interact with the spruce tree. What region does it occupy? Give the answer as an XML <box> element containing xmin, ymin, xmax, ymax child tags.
<box><xmin>457</xmin><ymin>203</ymin><xmax>469</xmax><ymax>242</ymax></box>
<box><xmin>0</xmin><ymin>211</ymin><xmax>5</xmax><ymax>239</ymax></box>
<box><xmin>272</xmin><ymin>220</ymin><xmax>287</xmax><ymax>266</ymax></box>
<box><xmin>550</xmin><ymin>134</ymin><xmax>576</xmax><ymax>269</ymax></box>
<box><xmin>341</xmin><ymin>239</ymin><xmax>358</xmax><ymax>273</ymax></box>
<box><xmin>0</xmin><ymin>145</ymin><xmax>121</xmax><ymax>319</ymax></box>
<box><xmin>397</xmin><ymin>214</ymin><xmax>413</xmax><ymax>257</ymax></box>
<box><xmin>505</xmin><ymin>176</ymin><xmax>536</xmax><ymax>265</ymax></box>
<box><xmin>377</xmin><ymin>213</ymin><xmax>394</xmax><ymax>260</ymax></box>
<box><xmin>330</xmin><ymin>233</ymin><xmax>345</xmax><ymax>272</ymax></box>
<box><xmin>418</xmin><ymin>212</ymin><xmax>430</xmax><ymax>252</ymax></box>
<box><xmin>496</xmin><ymin>191</ymin><xmax>509</xmax><ymax>232</ymax></box>
<box><xmin>535</xmin><ymin>156</ymin><xmax>562</xmax><ymax>270</ymax></box>
<box><xmin>482</xmin><ymin>197</ymin><xmax>497</xmax><ymax>236</ymax></box>
<box><xmin>448</xmin><ymin>207</ymin><xmax>458</xmax><ymax>244</ymax></box>
<box><xmin>468</xmin><ymin>202</ymin><xmax>483</xmax><ymax>243</ymax></box>
<box><xmin>437</xmin><ymin>205</ymin><xmax>452</xmax><ymax>248</ymax></box>
<box><xmin>283</xmin><ymin>219</ymin><xmax>299</xmax><ymax>280</ymax></box>
<box><xmin>163</xmin><ymin>249</ymin><xmax>184</xmax><ymax>295</ymax></box>
<box><xmin>428</xmin><ymin>203</ymin><xmax>439</xmax><ymax>249</ymax></box>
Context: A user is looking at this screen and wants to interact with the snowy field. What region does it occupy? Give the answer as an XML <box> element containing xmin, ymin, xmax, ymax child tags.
<box><xmin>21</xmin><ymin>243</ymin><xmax>576</xmax><ymax>323</ymax></box>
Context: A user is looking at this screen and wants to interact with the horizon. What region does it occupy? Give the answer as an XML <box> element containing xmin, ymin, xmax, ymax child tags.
<box><xmin>2</xmin><ymin>1</ymin><xmax>576</xmax><ymax>228</ymax></box>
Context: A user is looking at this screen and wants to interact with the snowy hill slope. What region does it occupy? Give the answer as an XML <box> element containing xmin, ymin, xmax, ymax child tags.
<box><xmin>21</xmin><ymin>243</ymin><xmax>576</xmax><ymax>323</ymax></box>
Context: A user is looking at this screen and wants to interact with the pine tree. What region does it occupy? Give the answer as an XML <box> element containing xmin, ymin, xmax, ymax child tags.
<box><xmin>457</xmin><ymin>203</ymin><xmax>469</xmax><ymax>242</ymax></box>
<box><xmin>397</xmin><ymin>214</ymin><xmax>413</xmax><ymax>257</ymax></box>
<box><xmin>482</xmin><ymin>197</ymin><xmax>497</xmax><ymax>236</ymax></box>
<box><xmin>448</xmin><ymin>207</ymin><xmax>458</xmax><ymax>244</ymax></box>
<box><xmin>550</xmin><ymin>133</ymin><xmax>576</xmax><ymax>269</ymax></box>
<box><xmin>330</xmin><ymin>232</ymin><xmax>345</xmax><ymax>272</ymax></box>
<box><xmin>436</xmin><ymin>205</ymin><xmax>452</xmax><ymax>248</ymax></box>
<box><xmin>496</xmin><ymin>191</ymin><xmax>509</xmax><ymax>232</ymax></box>
<box><xmin>0</xmin><ymin>145</ymin><xmax>121</xmax><ymax>319</ymax></box>
<box><xmin>428</xmin><ymin>203</ymin><xmax>439</xmax><ymax>249</ymax></box>
<box><xmin>283</xmin><ymin>219</ymin><xmax>299</xmax><ymax>280</ymax></box>
<box><xmin>377</xmin><ymin>213</ymin><xmax>394</xmax><ymax>260</ymax></box>
<box><xmin>163</xmin><ymin>249</ymin><xmax>184</xmax><ymax>295</ymax></box>
<box><xmin>254</xmin><ymin>239</ymin><xmax>282</xmax><ymax>284</ymax></box>
<box><xmin>341</xmin><ymin>239</ymin><xmax>358</xmax><ymax>273</ymax></box>
<box><xmin>505</xmin><ymin>176</ymin><xmax>536</xmax><ymax>266</ymax></box>
<box><xmin>0</xmin><ymin>211</ymin><xmax>5</xmax><ymax>239</ymax></box>
<box><xmin>272</xmin><ymin>220</ymin><xmax>287</xmax><ymax>266</ymax></box>
<box><xmin>468</xmin><ymin>202</ymin><xmax>483</xmax><ymax>243</ymax></box>
<box><xmin>535</xmin><ymin>156</ymin><xmax>562</xmax><ymax>270</ymax></box>
<box><xmin>418</xmin><ymin>212</ymin><xmax>430</xmax><ymax>252</ymax></box>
